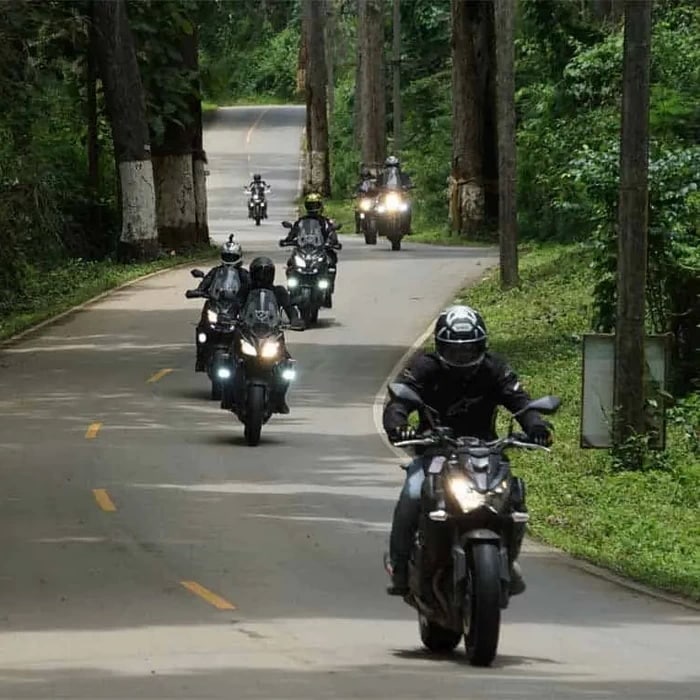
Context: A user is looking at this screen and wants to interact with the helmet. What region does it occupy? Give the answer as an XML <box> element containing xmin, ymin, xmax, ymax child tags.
<box><xmin>434</xmin><ymin>305</ymin><xmax>487</xmax><ymax>371</ymax></box>
<box><xmin>360</xmin><ymin>165</ymin><xmax>371</xmax><ymax>178</ymax></box>
<box><xmin>384</xmin><ymin>155</ymin><xmax>399</xmax><ymax>168</ymax></box>
<box><xmin>253</xmin><ymin>174</ymin><xmax>262</xmax><ymax>183</ymax></box>
<box><xmin>304</xmin><ymin>192</ymin><xmax>324</xmax><ymax>215</ymax></box>
<box><xmin>250</xmin><ymin>256</ymin><xmax>275</xmax><ymax>288</ymax></box>
<box><xmin>221</xmin><ymin>235</ymin><xmax>243</xmax><ymax>266</ymax></box>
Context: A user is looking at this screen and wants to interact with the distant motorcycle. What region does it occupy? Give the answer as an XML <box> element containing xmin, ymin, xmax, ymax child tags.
<box><xmin>216</xmin><ymin>289</ymin><xmax>297</xmax><ymax>446</ymax></box>
<box><xmin>280</xmin><ymin>219</ymin><xmax>342</xmax><ymax>326</ymax></box>
<box><xmin>186</xmin><ymin>269</ymin><xmax>242</xmax><ymax>400</ymax></box>
<box><xmin>244</xmin><ymin>185</ymin><xmax>270</xmax><ymax>226</ymax></box>
<box><xmin>355</xmin><ymin>194</ymin><xmax>377</xmax><ymax>245</ymax></box>
<box><xmin>375</xmin><ymin>189</ymin><xmax>411</xmax><ymax>251</ymax></box>
<box><xmin>385</xmin><ymin>382</ymin><xmax>561</xmax><ymax>667</ymax></box>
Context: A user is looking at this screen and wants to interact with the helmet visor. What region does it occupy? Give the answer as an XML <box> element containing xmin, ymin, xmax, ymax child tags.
<box><xmin>221</xmin><ymin>252</ymin><xmax>240</xmax><ymax>264</ymax></box>
<box><xmin>438</xmin><ymin>341</ymin><xmax>485</xmax><ymax>368</ymax></box>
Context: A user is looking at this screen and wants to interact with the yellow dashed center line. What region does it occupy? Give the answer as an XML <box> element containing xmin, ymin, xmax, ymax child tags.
<box><xmin>92</xmin><ymin>488</ymin><xmax>117</xmax><ymax>512</ymax></box>
<box><xmin>181</xmin><ymin>581</ymin><xmax>236</xmax><ymax>610</ymax></box>
<box><xmin>146</xmin><ymin>368</ymin><xmax>173</xmax><ymax>384</ymax></box>
<box><xmin>85</xmin><ymin>422</ymin><xmax>102</xmax><ymax>439</ymax></box>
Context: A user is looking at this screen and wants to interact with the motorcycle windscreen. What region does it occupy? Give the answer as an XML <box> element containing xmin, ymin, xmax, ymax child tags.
<box><xmin>241</xmin><ymin>288</ymin><xmax>282</xmax><ymax>334</ymax></box>
<box><xmin>296</xmin><ymin>219</ymin><xmax>325</xmax><ymax>250</ymax></box>
<box><xmin>384</xmin><ymin>167</ymin><xmax>401</xmax><ymax>189</ymax></box>
<box><xmin>208</xmin><ymin>267</ymin><xmax>242</xmax><ymax>300</ymax></box>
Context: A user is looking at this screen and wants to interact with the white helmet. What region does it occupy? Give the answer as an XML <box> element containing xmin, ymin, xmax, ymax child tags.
<box><xmin>221</xmin><ymin>235</ymin><xmax>243</xmax><ymax>266</ymax></box>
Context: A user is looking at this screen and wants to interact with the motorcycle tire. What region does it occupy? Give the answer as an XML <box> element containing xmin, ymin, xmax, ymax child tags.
<box><xmin>464</xmin><ymin>542</ymin><xmax>501</xmax><ymax>667</ymax></box>
<box><xmin>419</xmin><ymin>614</ymin><xmax>462</xmax><ymax>653</ymax></box>
<box><xmin>244</xmin><ymin>384</ymin><xmax>265</xmax><ymax>446</ymax></box>
<box><xmin>255</xmin><ymin>216</ymin><xmax>261</xmax><ymax>226</ymax></box>
<box><xmin>211</xmin><ymin>380</ymin><xmax>223</xmax><ymax>401</ymax></box>
<box><xmin>391</xmin><ymin>238</ymin><xmax>401</xmax><ymax>251</ymax></box>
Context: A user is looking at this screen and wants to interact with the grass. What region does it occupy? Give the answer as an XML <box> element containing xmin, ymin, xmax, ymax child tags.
<box><xmin>202</xmin><ymin>96</ymin><xmax>303</xmax><ymax>112</ymax></box>
<box><xmin>445</xmin><ymin>243</ymin><xmax>700</xmax><ymax>600</ymax></box>
<box><xmin>0</xmin><ymin>246</ymin><xmax>217</xmax><ymax>342</ymax></box>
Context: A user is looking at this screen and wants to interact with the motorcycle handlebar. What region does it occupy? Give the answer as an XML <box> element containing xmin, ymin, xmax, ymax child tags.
<box><xmin>393</xmin><ymin>433</ymin><xmax>550</xmax><ymax>453</ymax></box>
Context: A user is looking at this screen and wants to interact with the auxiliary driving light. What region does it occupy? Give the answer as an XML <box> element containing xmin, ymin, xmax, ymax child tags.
<box><xmin>318</xmin><ymin>279</ymin><xmax>330</xmax><ymax>290</ymax></box>
<box><xmin>217</xmin><ymin>367</ymin><xmax>232</xmax><ymax>380</ymax></box>
<box><xmin>287</xmin><ymin>277</ymin><xmax>299</xmax><ymax>289</ymax></box>
<box><xmin>281</xmin><ymin>368</ymin><xmax>297</xmax><ymax>382</ymax></box>
<box><xmin>197</xmin><ymin>332</ymin><xmax>207</xmax><ymax>344</ymax></box>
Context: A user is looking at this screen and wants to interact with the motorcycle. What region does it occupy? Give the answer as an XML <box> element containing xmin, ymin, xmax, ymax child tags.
<box><xmin>355</xmin><ymin>194</ymin><xmax>377</xmax><ymax>245</ymax></box>
<box><xmin>216</xmin><ymin>288</ymin><xmax>297</xmax><ymax>446</ymax></box>
<box><xmin>385</xmin><ymin>382</ymin><xmax>561</xmax><ymax>667</ymax></box>
<box><xmin>279</xmin><ymin>219</ymin><xmax>342</xmax><ymax>327</ymax></box>
<box><xmin>244</xmin><ymin>185</ymin><xmax>270</xmax><ymax>226</ymax></box>
<box><xmin>186</xmin><ymin>268</ymin><xmax>242</xmax><ymax>400</ymax></box>
<box><xmin>375</xmin><ymin>188</ymin><xmax>411</xmax><ymax>251</ymax></box>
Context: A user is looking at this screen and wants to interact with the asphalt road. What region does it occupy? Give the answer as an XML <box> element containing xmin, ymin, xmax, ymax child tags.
<box><xmin>0</xmin><ymin>105</ymin><xmax>697</xmax><ymax>699</ymax></box>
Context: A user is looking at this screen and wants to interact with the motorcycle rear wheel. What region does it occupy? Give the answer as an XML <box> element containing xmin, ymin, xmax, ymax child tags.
<box><xmin>211</xmin><ymin>380</ymin><xmax>222</xmax><ymax>401</ymax></box>
<box><xmin>463</xmin><ymin>542</ymin><xmax>501</xmax><ymax>666</ymax></box>
<box><xmin>244</xmin><ymin>384</ymin><xmax>265</xmax><ymax>446</ymax></box>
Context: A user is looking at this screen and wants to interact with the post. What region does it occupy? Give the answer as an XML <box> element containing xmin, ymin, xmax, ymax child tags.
<box><xmin>613</xmin><ymin>0</ymin><xmax>652</xmax><ymax>444</ymax></box>
<box><xmin>392</xmin><ymin>0</ymin><xmax>401</xmax><ymax>155</ymax></box>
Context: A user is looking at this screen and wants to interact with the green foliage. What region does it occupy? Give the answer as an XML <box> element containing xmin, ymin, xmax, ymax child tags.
<box><xmin>460</xmin><ymin>245</ymin><xmax>700</xmax><ymax>600</ymax></box>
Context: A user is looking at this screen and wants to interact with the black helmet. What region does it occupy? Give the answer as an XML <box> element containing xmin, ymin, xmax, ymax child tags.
<box><xmin>434</xmin><ymin>305</ymin><xmax>487</xmax><ymax>371</ymax></box>
<box><xmin>360</xmin><ymin>165</ymin><xmax>371</xmax><ymax>178</ymax></box>
<box><xmin>250</xmin><ymin>256</ymin><xmax>275</xmax><ymax>288</ymax></box>
<box><xmin>304</xmin><ymin>192</ymin><xmax>323</xmax><ymax>215</ymax></box>
<box><xmin>253</xmin><ymin>173</ymin><xmax>262</xmax><ymax>182</ymax></box>
<box><xmin>221</xmin><ymin>235</ymin><xmax>243</xmax><ymax>266</ymax></box>
<box><xmin>385</xmin><ymin>155</ymin><xmax>399</xmax><ymax>168</ymax></box>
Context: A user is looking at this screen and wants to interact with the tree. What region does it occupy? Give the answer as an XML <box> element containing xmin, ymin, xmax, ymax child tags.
<box><xmin>93</xmin><ymin>0</ymin><xmax>158</xmax><ymax>261</ymax></box>
<box><xmin>303</xmin><ymin>0</ymin><xmax>331</xmax><ymax>195</ymax></box>
<box><xmin>613</xmin><ymin>0</ymin><xmax>652</xmax><ymax>444</ymax></box>
<box><xmin>495</xmin><ymin>0</ymin><xmax>518</xmax><ymax>288</ymax></box>
<box><xmin>357</xmin><ymin>0</ymin><xmax>386</xmax><ymax>171</ymax></box>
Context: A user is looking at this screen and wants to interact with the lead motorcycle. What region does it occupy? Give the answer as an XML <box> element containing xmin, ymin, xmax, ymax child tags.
<box><xmin>280</xmin><ymin>219</ymin><xmax>342</xmax><ymax>326</ymax></box>
<box><xmin>385</xmin><ymin>382</ymin><xmax>561</xmax><ymax>666</ymax></box>
<box><xmin>186</xmin><ymin>268</ymin><xmax>242</xmax><ymax>400</ymax></box>
<box><xmin>216</xmin><ymin>288</ymin><xmax>297</xmax><ymax>446</ymax></box>
<box><xmin>375</xmin><ymin>188</ymin><xmax>411</xmax><ymax>251</ymax></box>
<box><xmin>244</xmin><ymin>184</ymin><xmax>270</xmax><ymax>225</ymax></box>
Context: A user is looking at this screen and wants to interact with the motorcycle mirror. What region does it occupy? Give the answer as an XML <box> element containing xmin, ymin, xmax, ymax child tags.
<box><xmin>334</xmin><ymin>223</ymin><xmax>343</xmax><ymax>231</ymax></box>
<box><xmin>282</xmin><ymin>221</ymin><xmax>293</xmax><ymax>229</ymax></box>
<box><xmin>278</xmin><ymin>239</ymin><xmax>287</xmax><ymax>247</ymax></box>
<box><xmin>388</xmin><ymin>382</ymin><xmax>424</xmax><ymax>409</ymax></box>
<box><xmin>190</xmin><ymin>269</ymin><xmax>205</xmax><ymax>278</ymax></box>
<box><xmin>514</xmin><ymin>395</ymin><xmax>562</xmax><ymax>417</ymax></box>
<box><xmin>185</xmin><ymin>289</ymin><xmax>200</xmax><ymax>299</ymax></box>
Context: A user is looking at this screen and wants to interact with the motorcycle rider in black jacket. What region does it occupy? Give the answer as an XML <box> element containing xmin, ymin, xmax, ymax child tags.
<box><xmin>354</xmin><ymin>165</ymin><xmax>378</xmax><ymax>233</ymax></box>
<box><xmin>383</xmin><ymin>305</ymin><xmax>553</xmax><ymax>596</ymax></box>
<box><xmin>242</xmin><ymin>256</ymin><xmax>304</xmax><ymax>415</ymax></box>
<box><xmin>247</xmin><ymin>173</ymin><xmax>270</xmax><ymax>219</ymax></box>
<box><xmin>281</xmin><ymin>193</ymin><xmax>341</xmax><ymax>295</ymax></box>
<box><xmin>192</xmin><ymin>236</ymin><xmax>250</xmax><ymax>372</ymax></box>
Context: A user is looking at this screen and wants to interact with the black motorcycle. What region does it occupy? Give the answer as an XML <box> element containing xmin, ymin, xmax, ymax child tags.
<box><xmin>385</xmin><ymin>382</ymin><xmax>561</xmax><ymax>667</ymax></box>
<box><xmin>375</xmin><ymin>188</ymin><xmax>411</xmax><ymax>251</ymax></box>
<box><xmin>244</xmin><ymin>185</ymin><xmax>270</xmax><ymax>225</ymax></box>
<box><xmin>355</xmin><ymin>193</ymin><xmax>377</xmax><ymax>245</ymax></box>
<box><xmin>217</xmin><ymin>288</ymin><xmax>296</xmax><ymax>446</ymax></box>
<box><xmin>186</xmin><ymin>269</ymin><xmax>242</xmax><ymax>400</ymax></box>
<box><xmin>280</xmin><ymin>219</ymin><xmax>342</xmax><ymax>326</ymax></box>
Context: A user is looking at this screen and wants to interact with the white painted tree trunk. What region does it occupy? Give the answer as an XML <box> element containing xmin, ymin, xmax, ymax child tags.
<box><xmin>118</xmin><ymin>159</ymin><xmax>158</xmax><ymax>248</ymax></box>
<box><xmin>193</xmin><ymin>156</ymin><xmax>209</xmax><ymax>242</ymax></box>
<box><xmin>152</xmin><ymin>153</ymin><xmax>197</xmax><ymax>250</ymax></box>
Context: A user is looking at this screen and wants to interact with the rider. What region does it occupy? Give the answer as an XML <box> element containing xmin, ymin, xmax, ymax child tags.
<box><xmin>354</xmin><ymin>165</ymin><xmax>378</xmax><ymax>234</ymax></box>
<box><xmin>247</xmin><ymin>173</ymin><xmax>270</xmax><ymax>219</ymax></box>
<box><xmin>383</xmin><ymin>304</ymin><xmax>553</xmax><ymax>597</ymax></box>
<box><xmin>281</xmin><ymin>193</ymin><xmax>341</xmax><ymax>297</ymax></box>
<box><xmin>377</xmin><ymin>155</ymin><xmax>413</xmax><ymax>232</ymax></box>
<box><xmin>245</xmin><ymin>256</ymin><xmax>304</xmax><ymax>414</ymax></box>
<box><xmin>192</xmin><ymin>236</ymin><xmax>250</xmax><ymax>372</ymax></box>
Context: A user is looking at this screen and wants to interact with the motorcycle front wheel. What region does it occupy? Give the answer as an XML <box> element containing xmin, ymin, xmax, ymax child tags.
<box><xmin>243</xmin><ymin>384</ymin><xmax>265</xmax><ymax>446</ymax></box>
<box><xmin>463</xmin><ymin>542</ymin><xmax>501</xmax><ymax>666</ymax></box>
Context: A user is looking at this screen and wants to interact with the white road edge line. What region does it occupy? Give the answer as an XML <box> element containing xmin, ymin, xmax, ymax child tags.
<box><xmin>370</xmin><ymin>269</ymin><xmax>700</xmax><ymax>613</ymax></box>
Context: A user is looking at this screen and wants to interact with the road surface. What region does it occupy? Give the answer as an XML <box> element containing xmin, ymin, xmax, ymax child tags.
<box><xmin>0</xmin><ymin>106</ymin><xmax>697</xmax><ymax>699</ymax></box>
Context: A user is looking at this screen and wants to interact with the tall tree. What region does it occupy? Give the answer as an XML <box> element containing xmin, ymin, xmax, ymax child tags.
<box><xmin>357</xmin><ymin>0</ymin><xmax>386</xmax><ymax>171</ymax></box>
<box><xmin>303</xmin><ymin>0</ymin><xmax>331</xmax><ymax>195</ymax></box>
<box><xmin>93</xmin><ymin>0</ymin><xmax>158</xmax><ymax>261</ymax></box>
<box><xmin>495</xmin><ymin>0</ymin><xmax>518</xmax><ymax>288</ymax></box>
<box><xmin>613</xmin><ymin>0</ymin><xmax>652</xmax><ymax>444</ymax></box>
<box><xmin>450</xmin><ymin>0</ymin><xmax>485</xmax><ymax>236</ymax></box>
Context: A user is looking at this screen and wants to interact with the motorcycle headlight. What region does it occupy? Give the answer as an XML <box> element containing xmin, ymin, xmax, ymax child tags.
<box><xmin>294</xmin><ymin>255</ymin><xmax>306</xmax><ymax>268</ymax></box>
<box><xmin>253</xmin><ymin>196</ymin><xmax>260</xmax><ymax>203</ymax></box>
<box><xmin>318</xmin><ymin>279</ymin><xmax>329</xmax><ymax>290</ymax></box>
<box><xmin>385</xmin><ymin>193</ymin><xmax>403</xmax><ymax>212</ymax></box>
<box><xmin>448</xmin><ymin>475</ymin><xmax>487</xmax><ymax>513</ymax></box>
<box><xmin>359</xmin><ymin>198</ymin><xmax>373</xmax><ymax>212</ymax></box>
<box><xmin>376</xmin><ymin>205</ymin><xmax>386</xmax><ymax>214</ymax></box>
<box><xmin>261</xmin><ymin>340</ymin><xmax>280</xmax><ymax>359</ymax></box>
<box><xmin>207</xmin><ymin>309</ymin><xmax>218</xmax><ymax>324</ymax></box>
<box><xmin>240</xmin><ymin>339</ymin><xmax>257</xmax><ymax>356</ymax></box>
<box><xmin>287</xmin><ymin>277</ymin><xmax>299</xmax><ymax>289</ymax></box>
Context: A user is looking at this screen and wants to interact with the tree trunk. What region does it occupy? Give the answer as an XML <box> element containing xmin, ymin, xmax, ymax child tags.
<box><xmin>326</xmin><ymin>0</ymin><xmax>335</xmax><ymax>119</ymax></box>
<box><xmin>481</xmin><ymin>1</ymin><xmax>499</xmax><ymax>225</ymax></box>
<box><xmin>451</xmin><ymin>0</ymin><xmax>485</xmax><ymax>236</ymax></box>
<box><xmin>87</xmin><ymin>0</ymin><xmax>99</xmax><ymax>194</ymax></box>
<box><xmin>151</xmin><ymin>20</ymin><xmax>204</xmax><ymax>252</ymax></box>
<box><xmin>93</xmin><ymin>0</ymin><xmax>158</xmax><ymax>261</ymax></box>
<box><xmin>495</xmin><ymin>0</ymin><xmax>518</xmax><ymax>288</ymax></box>
<box><xmin>613</xmin><ymin>0</ymin><xmax>652</xmax><ymax>445</ymax></box>
<box><xmin>358</xmin><ymin>0</ymin><xmax>386</xmax><ymax>172</ymax></box>
<box><xmin>391</xmin><ymin>0</ymin><xmax>401</xmax><ymax>155</ymax></box>
<box><xmin>303</xmin><ymin>0</ymin><xmax>331</xmax><ymax>195</ymax></box>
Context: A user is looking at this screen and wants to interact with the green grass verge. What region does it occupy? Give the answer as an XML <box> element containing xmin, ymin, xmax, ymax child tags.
<box><xmin>445</xmin><ymin>243</ymin><xmax>699</xmax><ymax>600</ymax></box>
<box><xmin>202</xmin><ymin>96</ymin><xmax>303</xmax><ymax>111</ymax></box>
<box><xmin>0</xmin><ymin>246</ymin><xmax>217</xmax><ymax>342</ymax></box>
